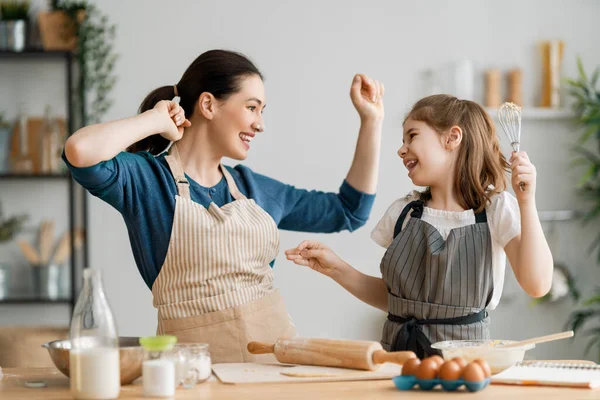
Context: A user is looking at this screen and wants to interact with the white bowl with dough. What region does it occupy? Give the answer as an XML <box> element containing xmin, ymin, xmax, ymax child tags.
<box><xmin>431</xmin><ymin>340</ymin><xmax>535</xmax><ymax>374</ymax></box>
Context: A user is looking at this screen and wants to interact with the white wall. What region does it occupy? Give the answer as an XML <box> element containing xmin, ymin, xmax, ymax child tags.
<box><xmin>1</xmin><ymin>0</ymin><xmax>599</xmax><ymax>361</ymax></box>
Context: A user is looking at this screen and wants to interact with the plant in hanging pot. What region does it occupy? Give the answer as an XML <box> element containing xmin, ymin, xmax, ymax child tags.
<box><xmin>0</xmin><ymin>0</ymin><xmax>30</xmax><ymax>52</ymax></box>
<box><xmin>37</xmin><ymin>0</ymin><xmax>82</xmax><ymax>50</ymax></box>
<box><xmin>565</xmin><ymin>57</ymin><xmax>600</xmax><ymax>362</ymax></box>
<box><xmin>39</xmin><ymin>0</ymin><xmax>117</xmax><ymax>124</ymax></box>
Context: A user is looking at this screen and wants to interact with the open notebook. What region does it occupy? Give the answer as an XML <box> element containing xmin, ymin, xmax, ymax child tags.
<box><xmin>491</xmin><ymin>361</ymin><xmax>600</xmax><ymax>389</ymax></box>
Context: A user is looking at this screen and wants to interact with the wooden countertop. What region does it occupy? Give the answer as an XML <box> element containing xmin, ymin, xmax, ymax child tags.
<box><xmin>1</xmin><ymin>367</ymin><xmax>598</xmax><ymax>399</ymax></box>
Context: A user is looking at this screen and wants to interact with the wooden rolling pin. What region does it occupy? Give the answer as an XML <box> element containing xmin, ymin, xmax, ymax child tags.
<box><xmin>247</xmin><ymin>337</ymin><xmax>416</xmax><ymax>371</ymax></box>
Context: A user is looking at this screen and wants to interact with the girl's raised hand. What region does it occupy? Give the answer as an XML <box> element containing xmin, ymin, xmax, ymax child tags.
<box><xmin>350</xmin><ymin>74</ymin><xmax>384</xmax><ymax>122</ymax></box>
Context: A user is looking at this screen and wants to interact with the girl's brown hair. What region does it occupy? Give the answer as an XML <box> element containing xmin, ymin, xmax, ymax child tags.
<box><xmin>405</xmin><ymin>94</ymin><xmax>509</xmax><ymax>213</ymax></box>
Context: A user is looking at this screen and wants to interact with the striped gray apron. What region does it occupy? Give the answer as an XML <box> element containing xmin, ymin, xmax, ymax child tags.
<box><xmin>380</xmin><ymin>200</ymin><xmax>494</xmax><ymax>359</ymax></box>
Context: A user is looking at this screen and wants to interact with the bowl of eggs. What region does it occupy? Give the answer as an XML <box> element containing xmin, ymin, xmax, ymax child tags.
<box><xmin>394</xmin><ymin>355</ymin><xmax>491</xmax><ymax>392</ymax></box>
<box><xmin>431</xmin><ymin>340</ymin><xmax>535</xmax><ymax>374</ymax></box>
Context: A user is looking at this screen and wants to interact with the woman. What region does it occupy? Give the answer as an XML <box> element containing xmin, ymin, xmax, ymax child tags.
<box><xmin>63</xmin><ymin>49</ymin><xmax>385</xmax><ymax>362</ymax></box>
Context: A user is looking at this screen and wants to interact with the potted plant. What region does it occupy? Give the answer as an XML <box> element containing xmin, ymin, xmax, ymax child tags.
<box><xmin>0</xmin><ymin>204</ymin><xmax>27</xmax><ymax>243</ymax></box>
<box><xmin>565</xmin><ymin>58</ymin><xmax>600</xmax><ymax>362</ymax></box>
<box><xmin>38</xmin><ymin>0</ymin><xmax>117</xmax><ymax>124</ymax></box>
<box><xmin>0</xmin><ymin>0</ymin><xmax>30</xmax><ymax>52</ymax></box>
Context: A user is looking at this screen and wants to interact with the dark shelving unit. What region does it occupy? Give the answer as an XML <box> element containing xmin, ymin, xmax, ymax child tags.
<box><xmin>0</xmin><ymin>49</ymin><xmax>88</xmax><ymax>316</ymax></box>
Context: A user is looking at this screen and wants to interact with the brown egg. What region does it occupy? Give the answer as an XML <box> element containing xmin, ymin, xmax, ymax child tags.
<box><xmin>401</xmin><ymin>358</ymin><xmax>421</xmax><ymax>376</ymax></box>
<box><xmin>473</xmin><ymin>359</ymin><xmax>492</xmax><ymax>378</ymax></box>
<box><xmin>451</xmin><ymin>357</ymin><xmax>468</xmax><ymax>369</ymax></box>
<box><xmin>416</xmin><ymin>358</ymin><xmax>439</xmax><ymax>380</ymax></box>
<box><xmin>438</xmin><ymin>361</ymin><xmax>462</xmax><ymax>381</ymax></box>
<box><xmin>462</xmin><ymin>362</ymin><xmax>485</xmax><ymax>382</ymax></box>
<box><xmin>428</xmin><ymin>355</ymin><xmax>445</xmax><ymax>368</ymax></box>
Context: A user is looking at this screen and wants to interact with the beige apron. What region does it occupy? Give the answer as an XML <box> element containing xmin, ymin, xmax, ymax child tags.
<box><xmin>152</xmin><ymin>144</ymin><xmax>296</xmax><ymax>363</ymax></box>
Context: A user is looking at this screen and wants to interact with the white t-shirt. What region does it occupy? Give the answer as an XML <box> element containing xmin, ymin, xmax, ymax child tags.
<box><xmin>371</xmin><ymin>190</ymin><xmax>521</xmax><ymax>310</ymax></box>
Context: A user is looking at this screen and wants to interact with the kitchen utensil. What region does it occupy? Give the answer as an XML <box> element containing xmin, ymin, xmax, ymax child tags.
<box><xmin>247</xmin><ymin>337</ymin><xmax>416</xmax><ymax>371</ymax></box>
<box><xmin>51</xmin><ymin>228</ymin><xmax>84</xmax><ymax>265</ymax></box>
<box><xmin>42</xmin><ymin>336</ymin><xmax>143</xmax><ymax>385</ymax></box>
<box><xmin>497</xmin><ymin>330</ymin><xmax>573</xmax><ymax>349</ymax></box>
<box><xmin>16</xmin><ymin>240</ymin><xmax>40</xmax><ymax>265</ymax></box>
<box><xmin>497</xmin><ymin>102</ymin><xmax>525</xmax><ymax>191</ymax></box>
<box><xmin>211</xmin><ymin>362</ymin><xmax>401</xmax><ymax>384</ymax></box>
<box><xmin>431</xmin><ymin>340</ymin><xmax>535</xmax><ymax>374</ymax></box>
<box><xmin>39</xmin><ymin>220</ymin><xmax>55</xmax><ymax>265</ymax></box>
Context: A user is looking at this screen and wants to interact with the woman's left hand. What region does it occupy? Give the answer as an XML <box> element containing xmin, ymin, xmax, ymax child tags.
<box><xmin>510</xmin><ymin>151</ymin><xmax>536</xmax><ymax>203</ymax></box>
<box><xmin>350</xmin><ymin>74</ymin><xmax>384</xmax><ymax>122</ymax></box>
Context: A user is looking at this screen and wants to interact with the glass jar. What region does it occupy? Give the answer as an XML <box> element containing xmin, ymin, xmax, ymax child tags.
<box><xmin>69</xmin><ymin>268</ymin><xmax>120</xmax><ymax>400</ymax></box>
<box><xmin>139</xmin><ymin>336</ymin><xmax>177</xmax><ymax>398</ymax></box>
<box><xmin>173</xmin><ymin>343</ymin><xmax>212</xmax><ymax>388</ymax></box>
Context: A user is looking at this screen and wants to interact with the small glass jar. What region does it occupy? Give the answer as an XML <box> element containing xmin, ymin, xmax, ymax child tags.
<box><xmin>173</xmin><ymin>343</ymin><xmax>212</xmax><ymax>388</ymax></box>
<box><xmin>139</xmin><ymin>336</ymin><xmax>177</xmax><ymax>398</ymax></box>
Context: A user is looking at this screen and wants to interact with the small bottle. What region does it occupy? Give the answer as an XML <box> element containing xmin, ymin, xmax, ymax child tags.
<box><xmin>40</xmin><ymin>106</ymin><xmax>55</xmax><ymax>173</ymax></box>
<box><xmin>12</xmin><ymin>104</ymin><xmax>33</xmax><ymax>174</ymax></box>
<box><xmin>140</xmin><ymin>336</ymin><xmax>177</xmax><ymax>398</ymax></box>
<box><xmin>507</xmin><ymin>69</ymin><xmax>523</xmax><ymax>106</ymax></box>
<box><xmin>69</xmin><ymin>269</ymin><xmax>120</xmax><ymax>400</ymax></box>
<box><xmin>485</xmin><ymin>69</ymin><xmax>501</xmax><ymax>107</ymax></box>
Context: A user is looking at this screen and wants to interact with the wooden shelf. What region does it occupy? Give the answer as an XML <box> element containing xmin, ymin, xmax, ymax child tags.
<box><xmin>0</xmin><ymin>49</ymin><xmax>72</xmax><ymax>59</ymax></box>
<box><xmin>485</xmin><ymin>107</ymin><xmax>575</xmax><ymax>120</ymax></box>
<box><xmin>0</xmin><ymin>173</ymin><xmax>70</xmax><ymax>180</ymax></box>
<box><xmin>0</xmin><ymin>298</ymin><xmax>71</xmax><ymax>305</ymax></box>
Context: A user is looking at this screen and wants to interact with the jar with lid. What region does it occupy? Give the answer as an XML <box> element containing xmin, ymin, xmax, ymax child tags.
<box><xmin>173</xmin><ymin>343</ymin><xmax>212</xmax><ymax>388</ymax></box>
<box><xmin>139</xmin><ymin>336</ymin><xmax>177</xmax><ymax>398</ymax></box>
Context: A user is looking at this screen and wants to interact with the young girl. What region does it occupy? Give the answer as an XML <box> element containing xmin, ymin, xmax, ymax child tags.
<box><xmin>63</xmin><ymin>50</ymin><xmax>385</xmax><ymax>362</ymax></box>
<box><xmin>285</xmin><ymin>94</ymin><xmax>553</xmax><ymax>359</ymax></box>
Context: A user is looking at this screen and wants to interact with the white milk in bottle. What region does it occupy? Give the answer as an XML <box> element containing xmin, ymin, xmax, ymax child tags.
<box><xmin>70</xmin><ymin>348</ymin><xmax>120</xmax><ymax>399</ymax></box>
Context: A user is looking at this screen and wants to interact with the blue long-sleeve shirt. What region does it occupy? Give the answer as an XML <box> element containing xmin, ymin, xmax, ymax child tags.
<box><xmin>63</xmin><ymin>151</ymin><xmax>375</xmax><ymax>289</ymax></box>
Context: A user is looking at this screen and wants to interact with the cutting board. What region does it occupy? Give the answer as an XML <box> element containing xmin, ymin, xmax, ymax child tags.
<box><xmin>212</xmin><ymin>362</ymin><xmax>401</xmax><ymax>384</ymax></box>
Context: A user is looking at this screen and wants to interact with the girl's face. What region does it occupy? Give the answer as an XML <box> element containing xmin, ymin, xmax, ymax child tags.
<box><xmin>211</xmin><ymin>75</ymin><xmax>266</xmax><ymax>160</ymax></box>
<box><xmin>398</xmin><ymin>118</ymin><xmax>456</xmax><ymax>187</ymax></box>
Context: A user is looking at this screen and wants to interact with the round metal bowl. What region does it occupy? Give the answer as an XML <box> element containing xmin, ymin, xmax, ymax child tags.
<box><xmin>42</xmin><ymin>336</ymin><xmax>143</xmax><ymax>385</ymax></box>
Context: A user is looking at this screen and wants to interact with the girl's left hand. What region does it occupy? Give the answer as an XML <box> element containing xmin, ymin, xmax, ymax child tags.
<box><xmin>350</xmin><ymin>74</ymin><xmax>384</xmax><ymax>122</ymax></box>
<box><xmin>510</xmin><ymin>151</ymin><xmax>536</xmax><ymax>203</ymax></box>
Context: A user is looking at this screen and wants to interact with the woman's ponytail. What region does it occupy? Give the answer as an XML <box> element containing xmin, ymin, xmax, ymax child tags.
<box><xmin>127</xmin><ymin>85</ymin><xmax>176</xmax><ymax>154</ymax></box>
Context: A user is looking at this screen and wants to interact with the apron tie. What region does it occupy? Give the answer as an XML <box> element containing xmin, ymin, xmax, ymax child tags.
<box><xmin>393</xmin><ymin>200</ymin><xmax>425</xmax><ymax>238</ymax></box>
<box><xmin>388</xmin><ymin>309</ymin><xmax>488</xmax><ymax>359</ymax></box>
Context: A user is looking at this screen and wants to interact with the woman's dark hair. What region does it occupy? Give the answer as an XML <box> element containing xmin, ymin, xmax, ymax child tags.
<box><xmin>128</xmin><ymin>49</ymin><xmax>263</xmax><ymax>154</ymax></box>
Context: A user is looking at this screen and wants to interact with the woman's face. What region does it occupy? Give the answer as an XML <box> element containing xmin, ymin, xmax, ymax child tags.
<box><xmin>211</xmin><ymin>74</ymin><xmax>266</xmax><ymax>160</ymax></box>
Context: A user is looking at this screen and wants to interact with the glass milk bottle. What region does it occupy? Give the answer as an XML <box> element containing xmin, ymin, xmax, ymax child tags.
<box><xmin>69</xmin><ymin>269</ymin><xmax>120</xmax><ymax>399</ymax></box>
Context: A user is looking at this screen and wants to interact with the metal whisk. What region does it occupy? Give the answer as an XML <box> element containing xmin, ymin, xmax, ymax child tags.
<box><xmin>497</xmin><ymin>102</ymin><xmax>525</xmax><ymax>191</ymax></box>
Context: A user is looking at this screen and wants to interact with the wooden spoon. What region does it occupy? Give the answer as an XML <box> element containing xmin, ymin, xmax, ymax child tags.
<box><xmin>498</xmin><ymin>330</ymin><xmax>574</xmax><ymax>349</ymax></box>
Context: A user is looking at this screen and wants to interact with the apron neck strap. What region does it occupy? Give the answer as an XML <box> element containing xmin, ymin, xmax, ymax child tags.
<box><xmin>165</xmin><ymin>143</ymin><xmax>191</xmax><ymax>199</ymax></box>
<box><xmin>220</xmin><ymin>165</ymin><xmax>246</xmax><ymax>200</ymax></box>
<box><xmin>393</xmin><ymin>200</ymin><xmax>424</xmax><ymax>238</ymax></box>
<box><xmin>165</xmin><ymin>143</ymin><xmax>247</xmax><ymax>201</ymax></box>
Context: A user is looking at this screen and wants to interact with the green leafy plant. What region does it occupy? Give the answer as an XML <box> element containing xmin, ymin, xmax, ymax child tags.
<box><xmin>52</xmin><ymin>0</ymin><xmax>118</xmax><ymax>124</ymax></box>
<box><xmin>0</xmin><ymin>1</ymin><xmax>30</xmax><ymax>20</ymax></box>
<box><xmin>0</xmin><ymin>111</ymin><xmax>11</xmax><ymax>128</ymax></box>
<box><xmin>0</xmin><ymin>202</ymin><xmax>27</xmax><ymax>242</ymax></box>
<box><xmin>565</xmin><ymin>57</ymin><xmax>600</xmax><ymax>362</ymax></box>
